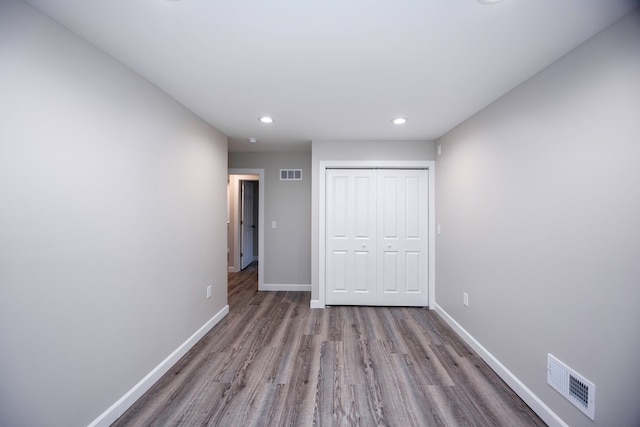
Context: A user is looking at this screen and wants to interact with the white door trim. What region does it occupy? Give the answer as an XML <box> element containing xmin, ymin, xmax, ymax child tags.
<box><xmin>318</xmin><ymin>160</ymin><xmax>435</xmax><ymax>309</ymax></box>
<box><xmin>229</xmin><ymin>168</ymin><xmax>265</xmax><ymax>291</ymax></box>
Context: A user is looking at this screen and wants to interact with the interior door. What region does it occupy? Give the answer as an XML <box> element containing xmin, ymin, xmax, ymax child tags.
<box><xmin>325</xmin><ymin>168</ymin><xmax>428</xmax><ymax>306</ymax></box>
<box><xmin>326</xmin><ymin>169</ymin><xmax>377</xmax><ymax>305</ymax></box>
<box><xmin>377</xmin><ymin>169</ymin><xmax>428</xmax><ymax>306</ymax></box>
<box><xmin>240</xmin><ymin>180</ymin><xmax>255</xmax><ymax>270</ymax></box>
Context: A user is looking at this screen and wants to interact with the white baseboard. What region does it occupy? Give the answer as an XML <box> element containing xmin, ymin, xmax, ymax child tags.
<box><xmin>433</xmin><ymin>304</ymin><xmax>568</xmax><ymax>427</ymax></box>
<box><xmin>310</xmin><ymin>299</ymin><xmax>325</xmax><ymax>309</ymax></box>
<box><xmin>88</xmin><ymin>305</ymin><xmax>230</xmax><ymax>427</ymax></box>
<box><xmin>261</xmin><ymin>283</ymin><xmax>311</xmax><ymax>291</ymax></box>
<box><xmin>228</xmin><ymin>266</ymin><xmax>239</xmax><ymax>273</ymax></box>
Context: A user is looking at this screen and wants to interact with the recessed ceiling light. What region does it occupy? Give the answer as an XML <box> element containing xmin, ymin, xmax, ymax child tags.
<box><xmin>248</xmin><ymin>138</ymin><xmax>257</xmax><ymax>143</ymax></box>
<box><xmin>392</xmin><ymin>117</ymin><xmax>407</xmax><ymax>125</ymax></box>
<box><xmin>477</xmin><ymin>0</ymin><xmax>505</xmax><ymax>4</ymax></box>
<box><xmin>259</xmin><ymin>116</ymin><xmax>274</xmax><ymax>124</ymax></box>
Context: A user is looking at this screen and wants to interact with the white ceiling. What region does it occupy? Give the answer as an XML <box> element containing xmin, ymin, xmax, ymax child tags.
<box><xmin>25</xmin><ymin>0</ymin><xmax>637</xmax><ymax>152</ymax></box>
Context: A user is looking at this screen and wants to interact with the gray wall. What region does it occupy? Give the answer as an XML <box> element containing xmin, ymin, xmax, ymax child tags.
<box><xmin>228</xmin><ymin>151</ymin><xmax>312</xmax><ymax>285</ymax></box>
<box><xmin>311</xmin><ymin>140</ymin><xmax>435</xmax><ymax>301</ymax></box>
<box><xmin>0</xmin><ymin>1</ymin><xmax>229</xmax><ymax>426</ymax></box>
<box><xmin>435</xmin><ymin>10</ymin><xmax>640</xmax><ymax>427</ymax></box>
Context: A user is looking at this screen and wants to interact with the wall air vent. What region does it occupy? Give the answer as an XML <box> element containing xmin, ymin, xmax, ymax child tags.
<box><xmin>547</xmin><ymin>354</ymin><xmax>595</xmax><ymax>420</ymax></box>
<box><xmin>280</xmin><ymin>169</ymin><xmax>302</xmax><ymax>181</ymax></box>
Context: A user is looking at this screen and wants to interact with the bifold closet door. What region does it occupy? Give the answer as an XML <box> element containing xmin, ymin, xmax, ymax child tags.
<box><xmin>326</xmin><ymin>168</ymin><xmax>428</xmax><ymax>306</ymax></box>
<box><xmin>377</xmin><ymin>169</ymin><xmax>428</xmax><ymax>306</ymax></box>
<box><xmin>326</xmin><ymin>169</ymin><xmax>377</xmax><ymax>305</ymax></box>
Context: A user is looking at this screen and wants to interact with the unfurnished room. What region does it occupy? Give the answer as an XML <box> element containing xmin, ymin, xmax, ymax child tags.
<box><xmin>1</xmin><ymin>0</ymin><xmax>639</xmax><ymax>426</ymax></box>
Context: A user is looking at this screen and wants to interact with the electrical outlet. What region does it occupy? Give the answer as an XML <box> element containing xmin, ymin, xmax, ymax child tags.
<box><xmin>463</xmin><ymin>292</ymin><xmax>469</xmax><ymax>307</ymax></box>
<box><xmin>206</xmin><ymin>285</ymin><xmax>212</xmax><ymax>299</ymax></box>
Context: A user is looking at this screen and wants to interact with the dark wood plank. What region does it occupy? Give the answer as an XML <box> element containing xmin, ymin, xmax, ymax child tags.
<box><xmin>113</xmin><ymin>262</ymin><xmax>547</xmax><ymax>427</ymax></box>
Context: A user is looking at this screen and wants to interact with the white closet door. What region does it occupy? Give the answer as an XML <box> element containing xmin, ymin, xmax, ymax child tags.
<box><xmin>377</xmin><ymin>169</ymin><xmax>428</xmax><ymax>306</ymax></box>
<box><xmin>326</xmin><ymin>168</ymin><xmax>429</xmax><ymax>307</ymax></box>
<box><xmin>326</xmin><ymin>169</ymin><xmax>377</xmax><ymax>305</ymax></box>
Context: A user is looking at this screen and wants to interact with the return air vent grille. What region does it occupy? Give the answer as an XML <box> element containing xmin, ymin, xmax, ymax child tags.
<box><xmin>280</xmin><ymin>169</ymin><xmax>302</xmax><ymax>181</ymax></box>
<box><xmin>547</xmin><ymin>354</ymin><xmax>595</xmax><ymax>420</ymax></box>
<box><xmin>570</xmin><ymin>375</ymin><xmax>589</xmax><ymax>408</ymax></box>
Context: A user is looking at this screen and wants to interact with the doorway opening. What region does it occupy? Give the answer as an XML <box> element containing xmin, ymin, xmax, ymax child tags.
<box><xmin>228</xmin><ymin>169</ymin><xmax>265</xmax><ymax>290</ymax></box>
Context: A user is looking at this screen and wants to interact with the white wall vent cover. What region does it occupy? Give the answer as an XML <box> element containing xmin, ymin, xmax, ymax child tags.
<box><xmin>280</xmin><ymin>169</ymin><xmax>302</xmax><ymax>181</ymax></box>
<box><xmin>547</xmin><ymin>353</ymin><xmax>595</xmax><ymax>420</ymax></box>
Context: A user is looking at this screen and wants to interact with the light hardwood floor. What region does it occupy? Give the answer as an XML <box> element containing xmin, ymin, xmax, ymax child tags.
<box><xmin>113</xmin><ymin>263</ymin><xmax>546</xmax><ymax>426</ymax></box>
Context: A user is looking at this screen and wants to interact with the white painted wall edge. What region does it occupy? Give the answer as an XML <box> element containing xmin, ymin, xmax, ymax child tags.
<box><xmin>88</xmin><ymin>305</ymin><xmax>230</xmax><ymax>427</ymax></box>
<box><xmin>433</xmin><ymin>304</ymin><xmax>568</xmax><ymax>427</ymax></box>
<box><xmin>261</xmin><ymin>284</ymin><xmax>311</xmax><ymax>292</ymax></box>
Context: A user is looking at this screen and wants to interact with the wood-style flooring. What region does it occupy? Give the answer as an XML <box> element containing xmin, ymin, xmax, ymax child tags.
<box><xmin>113</xmin><ymin>263</ymin><xmax>546</xmax><ymax>426</ymax></box>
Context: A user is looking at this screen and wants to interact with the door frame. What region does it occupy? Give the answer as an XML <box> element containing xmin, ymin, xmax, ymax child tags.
<box><xmin>317</xmin><ymin>160</ymin><xmax>435</xmax><ymax>308</ymax></box>
<box><xmin>229</xmin><ymin>168</ymin><xmax>265</xmax><ymax>291</ymax></box>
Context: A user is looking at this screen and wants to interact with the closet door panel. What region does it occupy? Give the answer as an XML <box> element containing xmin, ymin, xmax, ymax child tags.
<box><xmin>326</xmin><ymin>169</ymin><xmax>377</xmax><ymax>305</ymax></box>
<box><xmin>377</xmin><ymin>169</ymin><xmax>428</xmax><ymax>306</ymax></box>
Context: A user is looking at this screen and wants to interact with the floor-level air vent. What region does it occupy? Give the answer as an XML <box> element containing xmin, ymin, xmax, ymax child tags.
<box><xmin>547</xmin><ymin>353</ymin><xmax>595</xmax><ymax>420</ymax></box>
<box><xmin>280</xmin><ymin>169</ymin><xmax>302</xmax><ymax>181</ymax></box>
